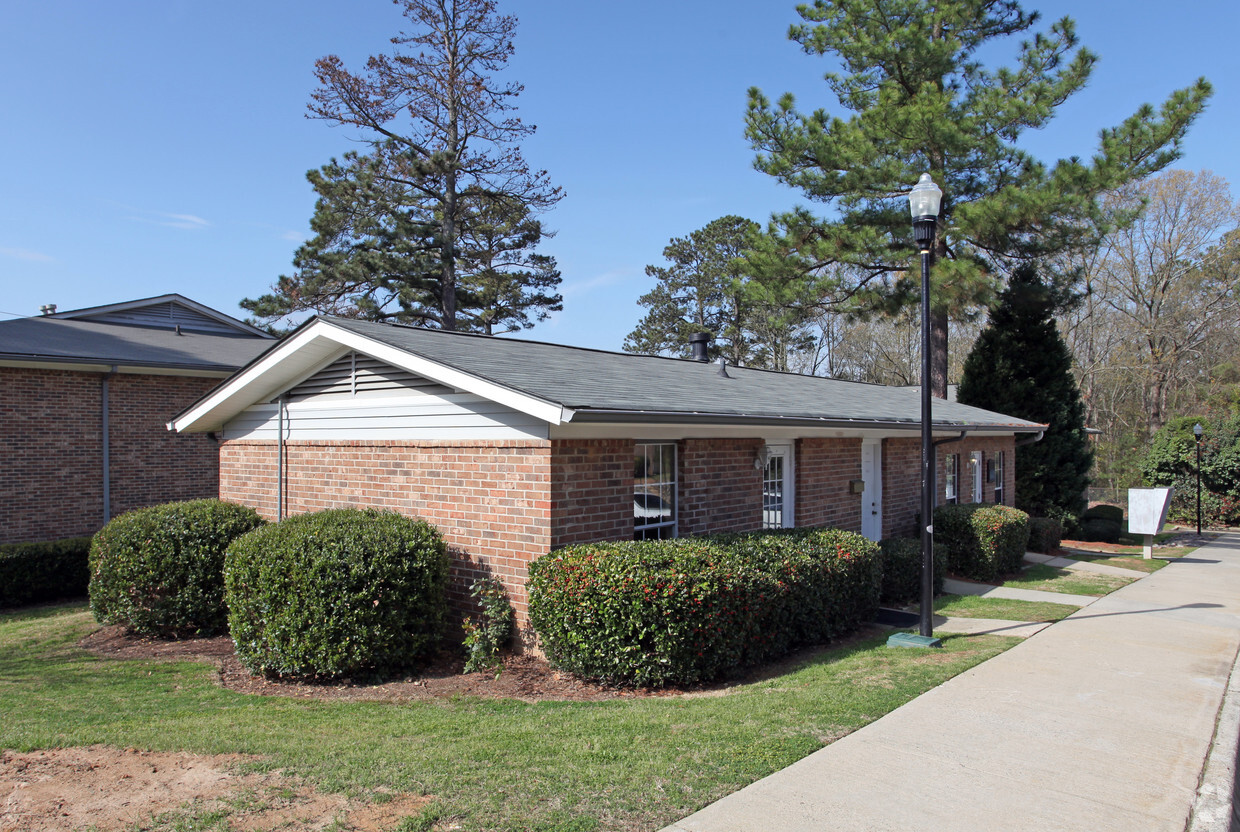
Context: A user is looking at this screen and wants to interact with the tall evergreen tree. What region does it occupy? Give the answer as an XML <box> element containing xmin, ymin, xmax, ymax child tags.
<box><xmin>624</xmin><ymin>216</ymin><xmax>814</xmax><ymax>369</ymax></box>
<box><xmin>746</xmin><ymin>0</ymin><xmax>1211</xmax><ymax>397</ymax></box>
<box><xmin>957</xmin><ymin>265</ymin><xmax>1092</xmax><ymax>521</ymax></box>
<box><xmin>244</xmin><ymin>0</ymin><xmax>562</xmax><ymax>332</ymax></box>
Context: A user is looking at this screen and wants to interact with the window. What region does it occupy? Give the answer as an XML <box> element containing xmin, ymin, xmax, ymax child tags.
<box><xmin>763</xmin><ymin>452</ymin><xmax>785</xmax><ymax>529</ymax></box>
<box><xmin>970</xmin><ymin>451</ymin><xmax>984</xmax><ymax>502</ymax></box>
<box><xmin>634</xmin><ymin>442</ymin><xmax>677</xmax><ymax>539</ymax></box>
<box><xmin>944</xmin><ymin>454</ymin><xmax>959</xmax><ymax>504</ymax></box>
<box><xmin>994</xmin><ymin>451</ymin><xmax>1006</xmax><ymax>505</ymax></box>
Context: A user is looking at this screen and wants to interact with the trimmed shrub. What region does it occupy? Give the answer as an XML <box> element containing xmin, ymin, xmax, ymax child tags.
<box><xmin>89</xmin><ymin>500</ymin><xmax>264</xmax><ymax>637</ymax></box>
<box><xmin>225</xmin><ymin>508</ymin><xmax>448</xmax><ymax>679</ymax></box>
<box><xmin>526</xmin><ymin>527</ymin><xmax>881</xmax><ymax>687</ymax></box>
<box><xmin>1077</xmin><ymin>517</ymin><xmax>1122</xmax><ymax>544</ymax></box>
<box><xmin>878</xmin><ymin>538</ymin><xmax>946</xmax><ymax>604</ymax></box>
<box><xmin>1083</xmin><ymin>504</ymin><xmax>1124</xmax><ymax>525</ymax></box>
<box><xmin>1026</xmin><ymin>517</ymin><xmax>1064</xmax><ymax>554</ymax></box>
<box><xmin>933</xmin><ymin>503</ymin><xmax>1031</xmax><ymax>583</ymax></box>
<box><xmin>0</xmin><ymin>537</ymin><xmax>92</xmax><ymax>608</ymax></box>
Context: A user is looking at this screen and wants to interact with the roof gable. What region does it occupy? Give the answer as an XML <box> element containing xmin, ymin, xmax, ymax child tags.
<box><xmin>49</xmin><ymin>294</ymin><xmax>272</xmax><ymax>338</ymax></box>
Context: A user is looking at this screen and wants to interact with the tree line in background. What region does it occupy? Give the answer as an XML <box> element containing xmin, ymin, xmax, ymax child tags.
<box><xmin>244</xmin><ymin>0</ymin><xmax>1236</xmax><ymax>525</ymax></box>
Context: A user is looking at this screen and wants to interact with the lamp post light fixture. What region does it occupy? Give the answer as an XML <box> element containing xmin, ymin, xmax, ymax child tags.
<box><xmin>1194</xmin><ymin>422</ymin><xmax>1204</xmax><ymax>535</ymax></box>
<box><xmin>889</xmin><ymin>173</ymin><xmax>944</xmax><ymax>650</ymax></box>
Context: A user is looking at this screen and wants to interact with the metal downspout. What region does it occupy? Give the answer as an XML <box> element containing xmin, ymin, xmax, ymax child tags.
<box><xmin>102</xmin><ymin>366</ymin><xmax>118</xmax><ymax>523</ymax></box>
<box><xmin>277</xmin><ymin>396</ymin><xmax>286</xmax><ymax>520</ymax></box>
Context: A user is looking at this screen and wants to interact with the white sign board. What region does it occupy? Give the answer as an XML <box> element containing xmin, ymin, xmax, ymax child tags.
<box><xmin>1128</xmin><ymin>487</ymin><xmax>1174</xmax><ymax>536</ymax></box>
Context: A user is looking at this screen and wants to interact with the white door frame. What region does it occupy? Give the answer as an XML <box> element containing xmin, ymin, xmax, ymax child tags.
<box><xmin>762</xmin><ymin>443</ymin><xmax>795</xmax><ymax>529</ymax></box>
<box><xmin>861</xmin><ymin>439</ymin><xmax>883</xmax><ymax>541</ymax></box>
<box><xmin>970</xmin><ymin>450</ymin><xmax>984</xmax><ymax>503</ymax></box>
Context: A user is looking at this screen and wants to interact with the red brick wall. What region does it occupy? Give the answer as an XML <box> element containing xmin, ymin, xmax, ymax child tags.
<box><xmin>219</xmin><ymin>439</ymin><xmax>553</xmax><ymax>624</ymax></box>
<box><xmin>882</xmin><ymin>435</ymin><xmax>1019</xmax><ymax>539</ymax></box>
<box><xmin>550</xmin><ymin>439</ymin><xmax>633</xmax><ymax>547</ymax></box>
<box><xmin>680</xmin><ymin>439</ymin><xmax>764</xmax><ymax>536</ymax></box>
<box><xmin>0</xmin><ymin>367</ymin><xmax>219</xmax><ymax>544</ymax></box>
<box><xmin>796</xmin><ymin>437</ymin><xmax>863</xmax><ymax>532</ymax></box>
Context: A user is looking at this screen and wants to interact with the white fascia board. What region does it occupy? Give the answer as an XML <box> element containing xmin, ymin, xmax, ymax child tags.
<box><xmin>0</xmin><ymin>358</ymin><xmax>232</xmax><ymax>378</ymax></box>
<box><xmin>171</xmin><ymin>319</ymin><xmax>567</xmax><ymax>433</ymax></box>
<box><xmin>321</xmin><ymin>322</ymin><xmax>565</xmax><ymax>425</ymax></box>
<box><xmin>169</xmin><ymin>322</ymin><xmax>348</xmax><ymax>432</ymax></box>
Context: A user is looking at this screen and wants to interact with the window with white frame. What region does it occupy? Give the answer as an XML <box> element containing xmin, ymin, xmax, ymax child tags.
<box><xmin>944</xmin><ymin>454</ymin><xmax>959</xmax><ymax>504</ymax></box>
<box><xmin>634</xmin><ymin>442</ymin><xmax>677</xmax><ymax>540</ymax></box>
<box><xmin>994</xmin><ymin>450</ymin><xmax>1006</xmax><ymax>505</ymax></box>
<box><xmin>762</xmin><ymin>450</ymin><xmax>786</xmax><ymax>529</ymax></box>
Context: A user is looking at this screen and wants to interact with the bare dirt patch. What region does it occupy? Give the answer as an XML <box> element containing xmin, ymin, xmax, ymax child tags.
<box><xmin>0</xmin><ymin>746</ymin><xmax>431</xmax><ymax>832</ymax></box>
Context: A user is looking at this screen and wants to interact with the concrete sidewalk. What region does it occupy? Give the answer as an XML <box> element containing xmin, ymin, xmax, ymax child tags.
<box><xmin>663</xmin><ymin>531</ymin><xmax>1240</xmax><ymax>832</ymax></box>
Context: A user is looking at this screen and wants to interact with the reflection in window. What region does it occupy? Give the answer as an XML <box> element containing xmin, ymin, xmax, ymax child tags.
<box><xmin>995</xmin><ymin>451</ymin><xmax>1006</xmax><ymax>505</ymax></box>
<box><xmin>763</xmin><ymin>454</ymin><xmax>784</xmax><ymax>529</ymax></box>
<box><xmin>634</xmin><ymin>442</ymin><xmax>676</xmax><ymax>540</ymax></box>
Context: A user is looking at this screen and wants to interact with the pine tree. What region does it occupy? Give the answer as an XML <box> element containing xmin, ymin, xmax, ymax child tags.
<box><xmin>746</xmin><ymin>0</ymin><xmax>1212</xmax><ymax>396</ymax></box>
<box><xmin>957</xmin><ymin>265</ymin><xmax>1092</xmax><ymax>521</ymax></box>
<box><xmin>244</xmin><ymin>0</ymin><xmax>562</xmax><ymax>332</ymax></box>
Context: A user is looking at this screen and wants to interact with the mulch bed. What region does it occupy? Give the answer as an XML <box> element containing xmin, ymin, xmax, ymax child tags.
<box><xmin>79</xmin><ymin>624</ymin><xmax>881</xmax><ymax>703</ymax></box>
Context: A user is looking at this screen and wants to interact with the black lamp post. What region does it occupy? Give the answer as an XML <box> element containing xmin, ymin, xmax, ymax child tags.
<box><xmin>910</xmin><ymin>173</ymin><xmax>942</xmax><ymax>643</ymax></box>
<box><xmin>1194</xmin><ymin>422</ymin><xmax>1203</xmax><ymax>535</ymax></box>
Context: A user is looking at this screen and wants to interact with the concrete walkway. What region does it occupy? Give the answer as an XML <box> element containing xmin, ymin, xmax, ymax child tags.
<box><xmin>941</xmin><ymin>576</ymin><xmax>1098</xmax><ymax>607</ymax></box>
<box><xmin>663</xmin><ymin>531</ymin><xmax>1240</xmax><ymax>832</ymax></box>
<box><xmin>1024</xmin><ymin>551</ymin><xmax>1148</xmax><ymax>578</ymax></box>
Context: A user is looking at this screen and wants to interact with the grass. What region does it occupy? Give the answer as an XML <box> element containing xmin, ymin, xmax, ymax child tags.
<box><xmin>933</xmin><ymin>594</ymin><xmax>1079</xmax><ymax>623</ymax></box>
<box><xmin>0</xmin><ymin>603</ymin><xmax>1017</xmax><ymax>832</ymax></box>
<box><xmin>1003</xmin><ymin>563</ymin><xmax>1135</xmax><ymax>596</ymax></box>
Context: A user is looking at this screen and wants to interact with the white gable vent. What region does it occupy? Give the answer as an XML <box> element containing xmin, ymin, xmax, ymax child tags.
<box><xmin>287</xmin><ymin>351</ymin><xmax>452</xmax><ymax>401</ymax></box>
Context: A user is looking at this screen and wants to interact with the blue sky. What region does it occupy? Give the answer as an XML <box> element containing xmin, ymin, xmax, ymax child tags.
<box><xmin>2</xmin><ymin>0</ymin><xmax>1237</xmax><ymax>351</ymax></box>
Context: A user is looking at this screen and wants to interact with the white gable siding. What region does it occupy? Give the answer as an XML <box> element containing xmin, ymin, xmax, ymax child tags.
<box><xmin>222</xmin><ymin>351</ymin><xmax>550</xmax><ymax>441</ymax></box>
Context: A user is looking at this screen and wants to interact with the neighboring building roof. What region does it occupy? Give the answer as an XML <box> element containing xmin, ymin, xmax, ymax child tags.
<box><xmin>171</xmin><ymin>316</ymin><xmax>1047</xmax><ymax>434</ymax></box>
<box><xmin>47</xmin><ymin>293</ymin><xmax>271</xmax><ymax>338</ymax></box>
<box><xmin>0</xmin><ymin>295</ymin><xmax>275</xmax><ymax>374</ymax></box>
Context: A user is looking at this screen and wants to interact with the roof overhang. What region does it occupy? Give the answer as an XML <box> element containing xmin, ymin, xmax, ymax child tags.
<box><xmin>0</xmin><ymin>357</ymin><xmax>234</xmax><ymax>377</ymax></box>
<box><xmin>169</xmin><ymin>317</ymin><xmax>567</xmax><ymax>432</ymax></box>
<box><xmin>561</xmin><ymin>408</ymin><xmax>1045</xmax><ymax>434</ymax></box>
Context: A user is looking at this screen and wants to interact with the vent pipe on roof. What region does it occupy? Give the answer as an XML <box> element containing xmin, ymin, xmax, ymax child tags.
<box><xmin>716</xmin><ymin>356</ymin><xmax>731</xmax><ymax>378</ymax></box>
<box><xmin>39</xmin><ymin>304</ymin><xmax>57</xmax><ymax>316</ymax></box>
<box><xmin>689</xmin><ymin>332</ymin><xmax>712</xmax><ymax>362</ymax></box>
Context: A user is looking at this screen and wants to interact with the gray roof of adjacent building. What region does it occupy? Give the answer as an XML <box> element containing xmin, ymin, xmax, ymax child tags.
<box><xmin>0</xmin><ymin>303</ymin><xmax>274</xmax><ymax>373</ymax></box>
<box><xmin>323</xmin><ymin>317</ymin><xmax>1044</xmax><ymax>431</ymax></box>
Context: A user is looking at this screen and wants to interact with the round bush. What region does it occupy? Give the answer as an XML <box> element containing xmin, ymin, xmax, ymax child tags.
<box><xmin>933</xmin><ymin>503</ymin><xmax>1031</xmax><ymax>582</ymax></box>
<box><xmin>225</xmin><ymin>508</ymin><xmax>448</xmax><ymax>679</ymax></box>
<box><xmin>878</xmin><ymin>538</ymin><xmax>946</xmax><ymax>604</ymax></box>
<box><xmin>1078</xmin><ymin>517</ymin><xmax>1122</xmax><ymax>544</ymax></box>
<box><xmin>89</xmin><ymin>500</ymin><xmax>265</xmax><ymax>637</ymax></box>
<box><xmin>1083</xmin><ymin>504</ymin><xmax>1124</xmax><ymax>525</ymax></box>
<box><xmin>1027</xmin><ymin>517</ymin><xmax>1064</xmax><ymax>554</ymax></box>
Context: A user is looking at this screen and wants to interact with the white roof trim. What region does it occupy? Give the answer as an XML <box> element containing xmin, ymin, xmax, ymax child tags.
<box><xmin>169</xmin><ymin>318</ymin><xmax>565</xmax><ymax>433</ymax></box>
<box><xmin>49</xmin><ymin>293</ymin><xmax>273</xmax><ymax>338</ymax></box>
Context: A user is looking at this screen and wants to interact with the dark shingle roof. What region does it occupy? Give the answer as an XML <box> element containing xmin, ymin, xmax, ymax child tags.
<box><xmin>0</xmin><ymin>317</ymin><xmax>272</xmax><ymax>372</ymax></box>
<box><xmin>326</xmin><ymin>318</ymin><xmax>1043</xmax><ymax>431</ymax></box>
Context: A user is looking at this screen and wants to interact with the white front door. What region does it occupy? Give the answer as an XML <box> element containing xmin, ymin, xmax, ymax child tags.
<box><xmin>861</xmin><ymin>440</ymin><xmax>883</xmax><ymax>541</ymax></box>
<box><xmin>971</xmin><ymin>450</ymin><xmax>984</xmax><ymax>503</ymax></box>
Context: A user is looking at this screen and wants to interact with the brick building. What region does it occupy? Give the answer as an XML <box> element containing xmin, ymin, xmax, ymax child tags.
<box><xmin>170</xmin><ymin>317</ymin><xmax>1043</xmax><ymax>626</ymax></box>
<box><xmin>0</xmin><ymin>295</ymin><xmax>273</xmax><ymax>544</ymax></box>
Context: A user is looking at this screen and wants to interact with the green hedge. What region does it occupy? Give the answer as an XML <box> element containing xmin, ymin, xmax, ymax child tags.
<box><xmin>526</xmin><ymin>527</ymin><xmax>881</xmax><ymax>687</ymax></box>
<box><xmin>0</xmin><ymin>537</ymin><xmax>92</xmax><ymax>608</ymax></box>
<box><xmin>878</xmin><ymin>538</ymin><xmax>946</xmax><ymax>604</ymax></box>
<box><xmin>1083</xmin><ymin>504</ymin><xmax>1124</xmax><ymax>525</ymax></box>
<box><xmin>1077</xmin><ymin>517</ymin><xmax>1122</xmax><ymax>543</ymax></box>
<box><xmin>1027</xmin><ymin>517</ymin><xmax>1064</xmax><ymax>554</ymax></box>
<box><xmin>933</xmin><ymin>503</ymin><xmax>1031</xmax><ymax>583</ymax></box>
<box><xmin>89</xmin><ymin>500</ymin><xmax>265</xmax><ymax>637</ymax></box>
<box><xmin>225</xmin><ymin>508</ymin><xmax>449</xmax><ymax>679</ymax></box>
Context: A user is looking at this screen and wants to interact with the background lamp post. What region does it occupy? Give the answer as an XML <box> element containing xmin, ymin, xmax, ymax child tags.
<box><xmin>890</xmin><ymin>173</ymin><xmax>944</xmax><ymax>649</ymax></box>
<box><xmin>1194</xmin><ymin>422</ymin><xmax>1203</xmax><ymax>535</ymax></box>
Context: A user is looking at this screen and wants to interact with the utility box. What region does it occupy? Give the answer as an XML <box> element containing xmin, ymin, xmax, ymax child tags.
<box><xmin>1128</xmin><ymin>487</ymin><xmax>1174</xmax><ymax>559</ymax></box>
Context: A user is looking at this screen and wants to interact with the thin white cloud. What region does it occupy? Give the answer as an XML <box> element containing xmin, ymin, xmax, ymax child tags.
<box><xmin>561</xmin><ymin>269</ymin><xmax>632</xmax><ymax>297</ymax></box>
<box><xmin>0</xmin><ymin>246</ymin><xmax>54</xmax><ymax>262</ymax></box>
<box><xmin>281</xmin><ymin>230</ymin><xmax>308</xmax><ymax>242</ymax></box>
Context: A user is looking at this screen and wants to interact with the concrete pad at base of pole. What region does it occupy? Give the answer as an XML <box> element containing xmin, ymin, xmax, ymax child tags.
<box><xmin>887</xmin><ymin>632</ymin><xmax>942</xmax><ymax>648</ymax></box>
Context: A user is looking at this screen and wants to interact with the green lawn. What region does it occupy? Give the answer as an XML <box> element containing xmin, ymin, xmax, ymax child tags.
<box><xmin>934</xmin><ymin>594</ymin><xmax>1079</xmax><ymax>623</ymax></box>
<box><xmin>1004</xmin><ymin>564</ymin><xmax>1135</xmax><ymax>596</ymax></box>
<box><xmin>0</xmin><ymin>603</ymin><xmax>1017</xmax><ymax>832</ymax></box>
